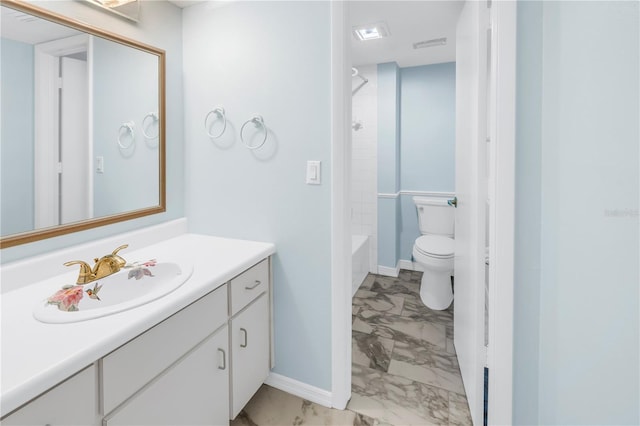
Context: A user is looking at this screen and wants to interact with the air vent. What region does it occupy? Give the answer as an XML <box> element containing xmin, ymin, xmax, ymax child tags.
<box><xmin>413</xmin><ymin>37</ymin><xmax>447</xmax><ymax>49</ymax></box>
<box><xmin>4</xmin><ymin>9</ymin><xmax>39</xmax><ymax>23</ymax></box>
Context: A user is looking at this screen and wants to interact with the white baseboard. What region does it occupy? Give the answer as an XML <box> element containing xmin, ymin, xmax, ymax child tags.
<box><xmin>377</xmin><ymin>262</ymin><xmax>400</xmax><ymax>277</ymax></box>
<box><xmin>398</xmin><ymin>259</ymin><xmax>424</xmax><ymax>272</ymax></box>
<box><xmin>265</xmin><ymin>373</ymin><xmax>333</xmax><ymax>408</ymax></box>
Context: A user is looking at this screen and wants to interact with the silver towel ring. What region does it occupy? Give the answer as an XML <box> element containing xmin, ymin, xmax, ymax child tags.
<box><xmin>142</xmin><ymin>112</ymin><xmax>159</xmax><ymax>140</ymax></box>
<box><xmin>117</xmin><ymin>121</ymin><xmax>135</xmax><ymax>149</ymax></box>
<box><xmin>204</xmin><ymin>107</ymin><xmax>227</xmax><ymax>139</ymax></box>
<box><xmin>240</xmin><ymin>115</ymin><xmax>267</xmax><ymax>150</ymax></box>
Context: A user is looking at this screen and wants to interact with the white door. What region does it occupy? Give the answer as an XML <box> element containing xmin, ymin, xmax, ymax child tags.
<box><xmin>454</xmin><ymin>1</ymin><xmax>490</xmax><ymax>425</ymax></box>
<box><xmin>60</xmin><ymin>56</ymin><xmax>90</xmax><ymax>224</ymax></box>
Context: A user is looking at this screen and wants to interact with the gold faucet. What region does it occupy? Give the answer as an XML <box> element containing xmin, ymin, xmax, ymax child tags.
<box><xmin>64</xmin><ymin>244</ymin><xmax>129</xmax><ymax>285</ymax></box>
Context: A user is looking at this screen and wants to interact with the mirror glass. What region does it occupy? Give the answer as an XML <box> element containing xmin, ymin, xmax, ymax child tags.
<box><xmin>0</xmin><ymin>1</ymin><xmax>165</xmax><ymax>248</ymax></box>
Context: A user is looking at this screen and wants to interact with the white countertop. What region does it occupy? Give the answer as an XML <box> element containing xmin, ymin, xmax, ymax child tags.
<box><xmin>0</xmin><ymin>233</ymin><xmax>275</xmax><ymax>417</ymax></box>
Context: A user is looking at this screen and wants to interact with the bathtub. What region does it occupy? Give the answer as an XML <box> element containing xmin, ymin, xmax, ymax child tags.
<box><xmin>352</xmin><ymin>235</ymin><xmax>370</xmax><ymax>296</ymax></box>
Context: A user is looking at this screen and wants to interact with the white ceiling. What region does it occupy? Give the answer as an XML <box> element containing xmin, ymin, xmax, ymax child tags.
<box><xmin>1</xmin><ymin>6</ymin><xmax>80</xmax><ymax>44</ymax></box>
<box><xmin>350</xmin><ymin>1</ymin><xmax>464</xmax><ymax>68</ymax></box>
<box><xmin>170</xmin><ymin>0</ymin><xmax>463</xmax><ymax>68</ymax></box>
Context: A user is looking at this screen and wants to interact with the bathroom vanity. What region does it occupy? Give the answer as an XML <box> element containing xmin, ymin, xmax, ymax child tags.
<box><xmin>0</xmin><ymin>228</ymin><xmax>275</xmax><ymax>425</ymax></box>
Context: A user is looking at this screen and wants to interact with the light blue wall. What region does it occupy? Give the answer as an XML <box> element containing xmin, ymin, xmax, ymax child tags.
<box><xmin>400</xmin><ymin>63</ymin><xmax>455</xmax><ymax>191</ymax></box>
<box><xmin>377</xmin><ymin>62</ymin><xmax>456</xmax><ymax>266</ymax></box>
<box><xmin>182</xmin><ymin>1</ymin><xmax>332</xmax><ymax>391</ymax></box>
<box><xmin>398</xmin><ymin>63</ymin><xmax>456</xmax><ymax>261</ymax></box>
<box><xmin>0</xmin><ymin>38</ymin><xmax>34</xmax><ymax>236</ymax></box>
<box><xmin>2</xmin><ymin>0</ymin><xmax>184</xmax><ymax>264</ymax></box>
<box><xmin>377</xmin><ymin>62</ymin><xmax>401</xmax><ymax>268</ymax></box>
<box><xmin>92</xmin><ymin>37</ymin><xmax>159</xmax><ymax>217</ymax></box>
<box><xmin>514</xmin><ymin>1</ymin><xmax>639</xmax><ymax>424</ymax></box>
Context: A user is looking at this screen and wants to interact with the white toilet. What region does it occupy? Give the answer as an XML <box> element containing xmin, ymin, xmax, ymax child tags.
<box><xmin>412</xmin><ymin>196</ymin><xmax>455</xmax><ymax>310</ymax></box>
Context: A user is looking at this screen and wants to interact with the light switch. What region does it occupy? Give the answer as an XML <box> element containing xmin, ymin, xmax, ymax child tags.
<box><xmin>96</xmin><ymin>156</ymin><xmax>104</xmax><ymax>173</ymax></box>
<box><xmin>306</xmin><ymin>160</ymin><xmax>321</xmax><ymax>185</ymax></box>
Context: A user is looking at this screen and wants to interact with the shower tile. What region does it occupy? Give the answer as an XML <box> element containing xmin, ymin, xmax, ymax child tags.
<box><xmin>352</xmin><ymin>330</ymin><xmax>394</xmax><ymax>372</ymax></box>
<box><xmin>349</xmin><ymin>364</ymin><xmax>449</xmax><ymax>425</ymax></box>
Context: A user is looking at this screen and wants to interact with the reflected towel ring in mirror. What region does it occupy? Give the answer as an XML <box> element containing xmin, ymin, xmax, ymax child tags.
<box><xmin>240</xmin><ymin>115</ymin><xmax>268</xmax><ymax>150</ymax></box>
<box><xmin>117</xmin><ymin>121</ymin><xmax>135</xmax><ymax>149</ymax></box>
<box><xmin>142</xmin><ymin>112</ymin><xmax>159</xmax><ymax>140</ymax></box>
<box><xmin>204</xmin><ymin>107</ymin><xmax>227</xmax><ymax>139</ymax></box>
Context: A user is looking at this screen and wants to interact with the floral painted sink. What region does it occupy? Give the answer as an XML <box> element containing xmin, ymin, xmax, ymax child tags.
<box><xmin>33</xmin><ymin>260</ymin><xmax>193</xmax><ymax>324</ymax></box>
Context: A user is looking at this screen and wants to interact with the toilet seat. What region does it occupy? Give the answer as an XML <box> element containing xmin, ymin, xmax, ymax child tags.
<box><xmin>415</xmin><ymin>235</ymin><xmax>454</xmax><ymax>258</ymax></box>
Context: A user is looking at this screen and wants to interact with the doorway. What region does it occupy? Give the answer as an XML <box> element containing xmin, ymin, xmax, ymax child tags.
<box><xmin>34</xmin><ymin>34</ymin><xmax>92</xmax><ymax>229</ymax></box>
<box><xmin>331</xmin><ymin>2</ymin><xmax>517</xmax><ymax>425</ymax></box>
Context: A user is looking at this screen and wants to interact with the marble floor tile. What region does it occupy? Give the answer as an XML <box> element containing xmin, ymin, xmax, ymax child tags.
<box><xmin>368</xmin><ymin>276</ymin><xmax>420</xmax><ymax>300</ymax></box>
<box><xmin>389</xmin><ymin>341</ymin><xmax>464</xmax><ymax>394</ymax></box>
<box><xmin>448</xmin><ymin>392</ymin><xmax>473</xmax><ymax>426</ymax></box>
<box><xmin>231</xmin><ymin>385</ymin><xmax>379</xmax><ymax>426</ymax></box>
<box><xmin>446</xmin><ymin>337</ymin><xmax>456</xmax><ymax>355</ymax></box>
<box><xmin>352</xmin><ymin>330</ymin><xmax>395</xmax><ymax>372</ymax></box>
<box><xmin>401</xmin><ymin>296</ymin><xmax>454</xmax><ymax>325</ymax></box>
<box><xmin>353</xmin><ymin>312</ymin><xmax>447</xmax><ymax>349</ymax></box>
<box><xmin>398</xmin><ymin>269</ymin><xmax>422</xmax><ymax>284</ymax></box>
<box><xmin>353</xmin><ymin>289</ymin><xmax>405</xmax><ymax>316</ymax></box>
<box><xmin>388</xmin><ymin>359</ymin><xmax>465</xmax><ymax>395</ymax></box>
<box><xmin>360</xmin><ymin>274</ymin><xmax>376</xmax><ymax>290</ymax></box>
<box><xmin>349</xmin><ymin>364</ymin><xmax>450</xmax><ymax>425</ymax></box>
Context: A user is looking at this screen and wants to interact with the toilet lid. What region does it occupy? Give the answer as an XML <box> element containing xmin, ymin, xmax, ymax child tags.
<box><xmin>415</xmin><ymin>235</ymin><xmax>454</xmax><ymax>258</ymax></box>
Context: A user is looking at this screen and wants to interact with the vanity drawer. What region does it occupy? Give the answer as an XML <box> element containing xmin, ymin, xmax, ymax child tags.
<box><xmin>101</xmin><ymin>285</ymin><xmax>227</xmax><ymax>414</ymax></box>
<box><xmin>230</xmin><ymin>259</ymin><xmax>269</xmax><ymax>315</ymax></box>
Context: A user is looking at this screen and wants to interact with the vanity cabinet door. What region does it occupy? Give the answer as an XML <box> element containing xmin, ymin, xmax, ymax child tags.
<box><xmin>104</xmin><ymin>327</ymin><xmax>229</xmax><ymax>426</ymax></box>
<box><xmin>230</xmin><ymin>293</ymin><xmax>270</xmax><ymax>419</ymax></box>
<box><xmin>1</xmin><ymin>365</ymin><xmax>98</xmax><ymax>426</ymax></box>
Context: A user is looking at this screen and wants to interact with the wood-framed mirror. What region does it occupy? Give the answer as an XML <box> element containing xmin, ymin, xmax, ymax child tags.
<box><xmin>0</xmin><ymin>0</ymin><xmax>166</xmax><ymax>249</ymax></box>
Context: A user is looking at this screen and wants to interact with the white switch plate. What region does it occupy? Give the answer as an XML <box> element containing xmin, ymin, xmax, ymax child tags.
<box><xmin>96</xmin><ymin>156</ymin><xmax>104</xmax><ymax>173</ymax></box>
<box><xmin>306</xmin><ymin>160</ymin><xmax>321</xmax><ymax>185</ymax></box>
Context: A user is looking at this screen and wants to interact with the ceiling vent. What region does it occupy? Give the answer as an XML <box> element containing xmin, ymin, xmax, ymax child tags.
<box><xmin>4</xmin><ymin>9</ymin><xmax>39</xmax><ymax>23</ymax></box>
<box><xmin>413</xmin><ymin>37</ymin><xmax>447</xmax><ymax>49</ymax></box>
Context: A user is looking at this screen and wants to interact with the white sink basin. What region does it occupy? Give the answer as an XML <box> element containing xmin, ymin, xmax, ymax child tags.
<box><xmin>33</xmin><ymin>261</ymin><xmax>193</xmax><ymax>324</ymax></box>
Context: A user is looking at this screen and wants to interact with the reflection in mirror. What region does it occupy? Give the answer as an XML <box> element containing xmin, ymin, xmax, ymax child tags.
<box><xmin>0</xmin><ymin>0</ymin><xmax>165</xmax><ymax>248</ymax></box>
<box><xmin>84</xmin><ymin>0</ymin><xmax>140</xmax><ymax>23</ymax></box>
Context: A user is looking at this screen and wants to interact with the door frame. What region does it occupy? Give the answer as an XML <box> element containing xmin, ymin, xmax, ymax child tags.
<box><xmin>487</xmin><ymin>1</ymin><xmax>516</xmax><ymax>424</ymax></box>
<box><xmin>330</xmin><ymin>0</ymin><xmax>352</xmax><ymax>410</ymax></box>
<box><xmin>329</xmin><ymin>1</ymin><xmax>516</xmax><ymax>423</ymax></box>
<box><xmin>34</xmin><ymin>34</ymin><xmax>92</xmax><ymax>228</ymax></box>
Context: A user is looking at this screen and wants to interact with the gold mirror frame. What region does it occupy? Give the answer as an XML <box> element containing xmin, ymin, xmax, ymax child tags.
<box><xmin>0</xmin><ymin>0</ymin><xmax>166</xmax><ymax>249</ymax></box>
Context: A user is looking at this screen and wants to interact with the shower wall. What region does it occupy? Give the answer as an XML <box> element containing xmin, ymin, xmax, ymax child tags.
<box><xmin>351</xmin><ymin>64</ymin><xmax>378</xmax><ymax>273</ymax></box>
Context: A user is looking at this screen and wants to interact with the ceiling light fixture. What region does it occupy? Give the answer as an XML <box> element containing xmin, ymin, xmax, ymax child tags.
<box><xmin>413</xmin><ymin>37</ymin><xmax>447</xmax><ymax>49</ymax></box>
<box><xmin>352</xmin><ymin>22</ymin><xmax>390</xmax><ymax>41</ymax></box>
<box><xmin>96</xmin><ymin>0</ymin><xmax>136</xmax><ymax>7</ymax></box>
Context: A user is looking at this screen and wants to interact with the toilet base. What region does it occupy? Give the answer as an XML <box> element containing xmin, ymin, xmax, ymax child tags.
<box><xmin>420</xmin><ymin>269</ymin><xmax>453</xmax><ymax>311</ymax></box>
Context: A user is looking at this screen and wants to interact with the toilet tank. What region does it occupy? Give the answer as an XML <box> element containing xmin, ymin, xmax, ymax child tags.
<box><xmin>413</xmin><ymin>196</ymin><xmax>455</xmax><ymax>238</ymax></box>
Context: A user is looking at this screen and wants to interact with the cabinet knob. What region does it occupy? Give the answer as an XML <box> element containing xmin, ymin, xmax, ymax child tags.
<box><xmin>240</xmin><ymin>328</ymin><xmax>248</xmax><ymax>348</ymax></box>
